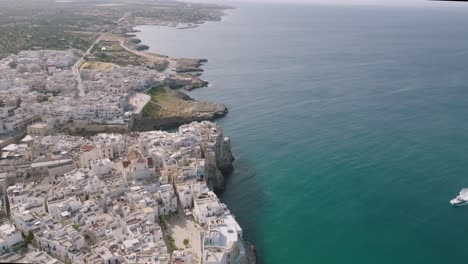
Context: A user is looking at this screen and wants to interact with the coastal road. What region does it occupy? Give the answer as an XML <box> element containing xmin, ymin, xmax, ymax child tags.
<box><xmin>119</xmin><ymin>38</ymin><xmax>174</xmax><ymax>74</ymax></box>
<box><xmin>72</xmin><ymin>13</ymin><xmax>129</xmax><ymax>97</ymax></box>
<box><xmin>72</xmin><ymin>32</ymin><xmax>109</xmax><ymax>97</ymax></box>
<box><xmin>119</xmin><ymin>38</ymin><xmax>157</xmax><ymax>59</ymax></box>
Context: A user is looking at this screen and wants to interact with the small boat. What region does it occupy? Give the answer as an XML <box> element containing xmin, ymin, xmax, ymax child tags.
<box><xmin>450</xmin><ymin>188</ymin><xmax>468</xmax><ymax>206</ymax></box>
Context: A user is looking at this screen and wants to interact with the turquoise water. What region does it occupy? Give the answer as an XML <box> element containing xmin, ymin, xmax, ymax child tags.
<box><xmin>137</xmin><ymin>3</ymin><xmax>468</xmax><ymax>263</ymax></box>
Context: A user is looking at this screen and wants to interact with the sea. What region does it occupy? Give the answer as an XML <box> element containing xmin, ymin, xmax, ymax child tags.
<box><xmin>136</xmin><ymin>2</ymin><xmax>468</xmax><ymax>263</ymax></box>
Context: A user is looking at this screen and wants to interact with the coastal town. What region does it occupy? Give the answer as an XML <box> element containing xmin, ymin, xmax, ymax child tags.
<box><xmin>0</xmin><ymin>121</ymin><xmax>253</xmax><ymax>264</ymax></box>
<box><xmin>0</xmin><ymin>0</ymin><xmax>255</xmax><ymax>263</ymax></box>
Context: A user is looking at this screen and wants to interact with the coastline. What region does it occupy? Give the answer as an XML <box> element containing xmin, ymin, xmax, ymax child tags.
<box><xmin>124</xmin><ymin>8</ymin><xmax>257</xmax><ymax>264</ymax></box>
<box><xmin>0</xmin><ymin>1</ymin><xmax>258</xmax><ymax>263</ymax></box>
<box><xmin>112</xmin><ymin>11</ymin><xmax>235</xmax><ymax>131</ymax></box>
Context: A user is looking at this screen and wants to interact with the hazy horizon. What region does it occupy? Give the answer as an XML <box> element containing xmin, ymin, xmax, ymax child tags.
<box><xmin>188</xmin><ymin>0</ymin><xmax>468</xmax><ymax>7</ymax></box>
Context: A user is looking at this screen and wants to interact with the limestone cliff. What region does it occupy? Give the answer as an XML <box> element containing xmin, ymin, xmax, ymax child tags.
<box><xmin>244</xmin><ymin>240</ymin><xmax>257</xmax><ymax>264</ymax></box>
<box><xmin>216</xmin><ymin>135</ymin><xmax>234</xmax><ymax>174</ymax></box>
<box><xmin>164</xmin><ymin>73</ymin><xmax>209</xmax><ymax>91</ymax></box>
<box><xmin>175</xmin><ymin>58</ymin><xmax>207</xmax><ymax>73</ymax></box>
<box><xmin>132</xmin><ymin>87</ymin><xmax>227</xmax><ymax>131</ymax></box>
<box><xmin>202</xmin><ymin>126</ymin><xmax>234</xmax><ymax>190</ymax></box>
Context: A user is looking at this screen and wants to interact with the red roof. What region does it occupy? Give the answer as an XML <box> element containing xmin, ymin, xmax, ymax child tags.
<box><xmin>81</xmin><ymin>145</ymin><xmax>96</xmax><ymax>152</ymax></box>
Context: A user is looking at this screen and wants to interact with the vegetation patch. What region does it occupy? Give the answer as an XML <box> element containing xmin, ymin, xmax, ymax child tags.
<box><xmin>37</xmin><ymin>96</ymin><xmax>49</xmax><ymax>103</ymax></box>
<box><xmin>130</xmin><ymin>38</ymin><xmax>142</xmax><ymax>44</ymax></box>
<box><xmin>136</xmin><ymin>44</ymin><xmax>149</xmax><ymax>51</ymax></box>
<box><xmin>22</xmin><ymin>231</ymin><xmax>34</xmax><ymax>245</ymax></box>
<box><xmin>159</xmin><ymin>215</ymin><xmax>169</xmax><ymax>231</ymax></box>
<box><xmin>134</xmin><ymin>83</ymin><xmax>226</xmax><ymax>132</ymax></box>
<box><xmin>81</xmin><ymin>61</ymin><xmax>119</xmax><ymax>72</ymax></box>
<box><xmin>89</xmin><ymin>43</ymin><xmax>149</xmax><ymax>66</ymax></box>
<box><xmin>142</xmin><ymin>85</ymin><xmax>169</xmax><ymax>118</ymax></box>
<box><xmin>166</xmin><ymin>235</ymin><xmax>178</xmax><ymax>252</ymax></box>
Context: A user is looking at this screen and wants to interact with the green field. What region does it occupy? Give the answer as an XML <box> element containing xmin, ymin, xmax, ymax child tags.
<box><xmin>142</xmin><ymin>85</ymin><xmax>168</xmax><ymax>118</ymax></box>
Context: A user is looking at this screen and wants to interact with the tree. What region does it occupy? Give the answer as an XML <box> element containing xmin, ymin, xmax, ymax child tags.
<box><xmin>136</xmin><ymin>44</ymin><xmax>149</xmax><ymax>51</ymax></box>
<box><xmin>4</xmin><ymin>178</ymin><xmax>11</xmax><ymax>217</ymax></box>
<box><xmin>159</xmin><ymin>216</ymin><xmax>168</xmax><ymax>231</ymax></box>
<box><xmin>166</xmin><ymin>235</ymin><xmax>177</xmax><ymax>252</ymax></box>
<box><xmin>183</xmin><ymin>239</ymin><xmax>189</xmax><ymax>248</ymax></box>
<box><xmin>23</xmin><ymin>231</ymin><xmax>34</xmax><ymax>245</ymax></box>
<box><xmin>130</xmin><ymin>38</ymin><xmax>142</xmax><ymax>44</ymax></box>
<box><xmin>71</xmin><ymin>224</ymin><xmax>80</xmax><ymax>231</ymax></box>
<box><xmin>4</xmin><ymin>193</ymin><xmax>10</xmax><ymax>217</ymax></box>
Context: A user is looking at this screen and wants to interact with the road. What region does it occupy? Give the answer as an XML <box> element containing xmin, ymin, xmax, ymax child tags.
<box><xmin>72</xmin><ymin>32</ymin><xmax>109</xmax><ymax>97</ymax></box>
<box><xmin>119</xmin><ymin>38</ymin><xmax>153</xmax><ymax>59</ymax></box>
<box><xmin>119</xmin><ymin>38</ymin><xmax>175</xmax><ymax>74</ymax></box>
<box><xmin>72</xmin><ymin>13</ymin><xmax>130</xmax><ymax>97</ymax></box>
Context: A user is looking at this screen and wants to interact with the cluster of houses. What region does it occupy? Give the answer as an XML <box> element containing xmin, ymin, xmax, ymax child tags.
<box><xmin>47</xmin><ymin>92</ymin><xmax>129</xmax><ymax>126</ymax></box>
<box><xmin>1</xmin><ymin>121</ymin><xmax>247</xmax><ymax>264</ymax></box>
<box><xmin>0</xmin><ymin>89</ymin><xmax>45</xmax><ymax>135</ymax></box>
<box><xmin>0</xmin><ymin>49</ymin><xmax>169</xmax><ymax>142</ymax></box>
<box><xmin>81</xmin><ymin>65</ymin><xmax>164</xmax><ymax>94</ymax></box>
<box><xmin>0</xmin><ymin>50</ymin><xmax>80</xmax><ymax>95</ymax></box>
<box><xmin>0</xmin><ymin>50</ymin><xmax>76</xmax><ymax>137</ymax></box>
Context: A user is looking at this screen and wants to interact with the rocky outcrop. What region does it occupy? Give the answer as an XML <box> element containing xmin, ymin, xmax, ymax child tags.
<box><xmin>175</xmin><ymin>58</ymin><xmax>207</xmax><ymax>73</ymax></box>
<box><xmin>216</xmin><ymin>134</ymin><xmax>234</xmax><ymax>174</ymax></box>
<box><xmin>244</xmin><ymin>240</ymin><xmax>257</xmax><ymax>264</ymax></box>
<box><xmin>203</xmin><ymin>125</ymin><xmax>234</xmax><ymax>190</ymax></box>
<box><xmin>132</xmin><ymin>88</ymin><xmax>227</xmax><ymax>131</ymax></box>
<box><xmin>164</xmin><ymin>74</ymin><xmax>209</xmax><ymax>91</ymax></box>
<box><xmin>147</xmin><ymin>59</ymin><xmax>169</xmax><ymax>72</ymax></box>
<box><xmin>205</xmin><ymin>162</ymin><xmax>224</xmax><ymax>191</ymax></box>
<box><xmin>185</xmin><ymin>76</ymin><xmax>209</xmax><ymax>91</ymax></box>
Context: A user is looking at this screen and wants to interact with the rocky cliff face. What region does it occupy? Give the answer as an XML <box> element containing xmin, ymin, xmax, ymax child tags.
<box><xmin>164</xmin><ymin>57</ymin><xmax>210</xmax><ymax>91</ymax></box>
<box><xmin>205</xmin><ymin>162</ymin><xmax>224</xmax><ymax>190</ymax></box>
<box><xmin>164</xmin><ymin>74</ymin><xmax>209</xmax><ymax>91</ymax></box>
<box><xmin>132</xmin><ymin>87</ymin><xmax>228</xmax><ymax>131</ymax></box>
<box><xmin>203</xmin><ymin>127</ymin><xmax>234</xmax><ymax>190</ymax></box>
<box><xmin>175</xmin><ymin>58</ymin><xmax>207</xmax><ymax>73</ymax></box>
<box><xmin>244</xmin><ymin>240</ymin><xmax>257</xmax><ymax>264</ymax></box>
<box><xmin>216</xmin><ymin>135</ymin><xmax>234</xmax><ymax>174</ymax></box>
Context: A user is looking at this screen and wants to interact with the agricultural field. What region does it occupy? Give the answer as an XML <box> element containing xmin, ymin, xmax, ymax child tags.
<box><xmin>0</xmin><ymin>0</ymin><xmax>229</xmax><ymax>58</ymax></box>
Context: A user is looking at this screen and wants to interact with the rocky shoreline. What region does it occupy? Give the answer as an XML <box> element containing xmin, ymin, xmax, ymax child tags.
<box><xmin>124</xmin><ymin>14</ymin><xmax>257</xmax><ymax>264</ymax></box>
<box><xmin>175</xmin><ymin>58</ymin><xmax>208</xmax><ymax>73</ymax></box>
<box><xmin>116</xmin><ymin>26</ymin><xmax>227</xmax><ymax>128</ymax></box>
<box><xmin>121</xmin><ymin>27</ymin><xmax>228</xmax><ymax>130</ymax></box>
<box><xmin>164</xmin><ymin>72</ymin><xmax>209</xmax><ymax>91</ymax></box>
<box><xmin>132</xmin><ymin>86</ymin><xmax>228</xmax><ymax>131</ymax></box>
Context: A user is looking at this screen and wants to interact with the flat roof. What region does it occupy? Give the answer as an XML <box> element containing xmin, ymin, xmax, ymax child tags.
<box><xmin>31</xmin><ymin>159</ymin><xmax>73</xmax><ymax>168</ymax></box>
<box><xmin>29</xmin><ymin>123</ymin><xmax>48</xmax><ymax>129</ymax></box>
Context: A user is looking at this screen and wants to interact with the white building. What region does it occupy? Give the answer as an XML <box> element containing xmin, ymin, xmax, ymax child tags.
<box><xmin>27</xmin><ymin>122</ymin><xmax>52</xmax><ymax>137</ymax></box>
<box><xmin>176</xmin><ymin>184</ymin><xmax>193</xmax><ymax>210</ymax></box>
<box><xmin>192</xmin><ymin>192</ymin><xmax>227</xmax><ymax>226</ymax></box>
<box><xmin>157</xmin><ymin>184</ymin><xmax>177</xmax><ymax>215</ymax></box>
<box><xmin>172</xmin><ymin>249</ymin><xmax>193</xmax><ymax>264</ymax></box>
<box><xmin>90</xmin><ymin>158</ymin><xmax>114</xmax><ymax>178</ymax></box>
<box><xmin>202</xmin><ymin>215</ymin><xmax>246</xmax><ymax>264</ymax></box>
<box><xmin>122</xmin><ymin>150</ymin><xmax>155</xmax><ymax>182</ymax></box>
<box><xmin>0</xmin><ymin>223</ymin><xmax>23</xmax><ymax>252</ymax></box>
<box><xmin>77</xmin><ymin>145</ymin><xmax>100</xmax><ymax>169</ymax></box>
